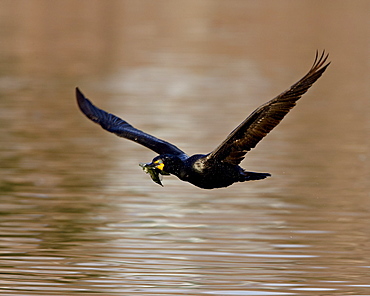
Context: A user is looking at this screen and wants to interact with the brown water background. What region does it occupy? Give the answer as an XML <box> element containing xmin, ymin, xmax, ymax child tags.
<box><xmin>0</xmin><ymin>1</ymin><xmax>369</xmax><ymax>295</ymax></box>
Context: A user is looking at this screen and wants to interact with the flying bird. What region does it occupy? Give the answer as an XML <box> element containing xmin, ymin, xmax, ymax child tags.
<box><xmin>76</xmin><ymin>51</ymin><xmax>330</xmax><ymax>189</ymax></box>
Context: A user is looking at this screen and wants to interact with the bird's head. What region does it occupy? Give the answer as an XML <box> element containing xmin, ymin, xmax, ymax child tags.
<box><xmin>139</xmin><ymin>155</ymin><xmax>183</xmax><ymax>186</ymax></box>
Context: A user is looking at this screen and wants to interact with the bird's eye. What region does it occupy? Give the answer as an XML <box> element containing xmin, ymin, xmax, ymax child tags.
<box><xmin>154</xmin><ymin>159</ymin><xmax>163</xmax><ymax>164</ymax></box>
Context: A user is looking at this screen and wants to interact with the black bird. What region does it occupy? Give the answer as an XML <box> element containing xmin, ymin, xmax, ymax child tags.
<box><xmin>76</xmin><ymin>51</ymin><xmax>330</xmax><ymax>189</ymax></box>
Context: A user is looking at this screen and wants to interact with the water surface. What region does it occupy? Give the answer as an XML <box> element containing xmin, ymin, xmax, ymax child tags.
<box><xmin>0</xmin><ymin>1</ymin><xmax>369</xmax><ymax>295</ymax></box>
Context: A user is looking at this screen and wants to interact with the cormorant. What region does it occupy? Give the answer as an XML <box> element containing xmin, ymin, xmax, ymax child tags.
<box><xmin>76</xmin><ymin>51</ymin><xmax>330</xmax><ymax>189</ymax></box>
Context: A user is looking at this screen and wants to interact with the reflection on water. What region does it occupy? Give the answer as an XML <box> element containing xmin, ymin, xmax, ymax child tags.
<box><xmin>0</xmin><ymin>1</ymin><xmax>369</xmax><ymax>295</ymax></box>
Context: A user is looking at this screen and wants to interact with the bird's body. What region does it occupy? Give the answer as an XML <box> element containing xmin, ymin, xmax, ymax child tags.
<box><xmin>76</xmin><ymin>51</ymin><xmax>330</xmax><ymax>189</ymax></box>
<box><xmin>148</xmin><ymin>154</ymin><xmax>271</xmax><ymax>189</ymax></box>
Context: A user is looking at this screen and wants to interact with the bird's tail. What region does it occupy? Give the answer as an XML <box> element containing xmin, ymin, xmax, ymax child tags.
<box><xmin>241</xmin><ymin>171</ymin><xmax>271</xmax><ymax>181</ymax></box>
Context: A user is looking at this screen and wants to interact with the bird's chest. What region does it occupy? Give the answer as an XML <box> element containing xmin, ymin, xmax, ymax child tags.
<box><xmin>174</xmin><ymin>160</ymin><xmax>207</xmax><ymax>182</ymax></box>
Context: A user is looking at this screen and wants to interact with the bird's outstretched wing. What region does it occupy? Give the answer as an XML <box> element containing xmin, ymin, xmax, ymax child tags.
<box><xmin>76</xmin><ymin>88</ymin><xmax>186</xmax><ymax>156</ymax></box>
<box><xmin>206</xmin><ymin>51</ymin><xmax>330</xmax><ymax>166</ymax></box>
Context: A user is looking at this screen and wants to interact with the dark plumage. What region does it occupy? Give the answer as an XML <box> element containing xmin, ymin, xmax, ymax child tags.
<box><xmin>76</xmin><ymin>51</ymin><xmax>330</xmax><ymax>189</ymax></box>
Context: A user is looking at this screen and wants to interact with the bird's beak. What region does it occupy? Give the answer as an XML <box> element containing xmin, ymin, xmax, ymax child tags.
<box><xmin>153</xmin><ymin>160</ymin><xmax>165</xmax><ymax>171</ymax></box>
<box><xmin>139</xmin><ymin>163</ymin><xmax>164</xmax><ymax>186</ymax></box>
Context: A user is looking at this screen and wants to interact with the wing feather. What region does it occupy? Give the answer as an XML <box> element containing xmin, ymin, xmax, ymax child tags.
<box><xmin>206</xmin><ymin>51</ymin><xmax>330</xmax><ymax>165</ymax></box>
<box><xmin>76</xmin><ymin>88</ymin><xmax>185</xmax><ymax>156</ymax></box>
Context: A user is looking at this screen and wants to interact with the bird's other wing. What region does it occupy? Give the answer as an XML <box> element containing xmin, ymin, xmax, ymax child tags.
<box><xmin>206</xmin><ymin>50</ymin><xmax>330</xmax><ymax>166</ymax></box>
<box><xmin>76</xmin><ymin>88</ymin><xmax>186</xmax><ymax>156</ymax></box>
